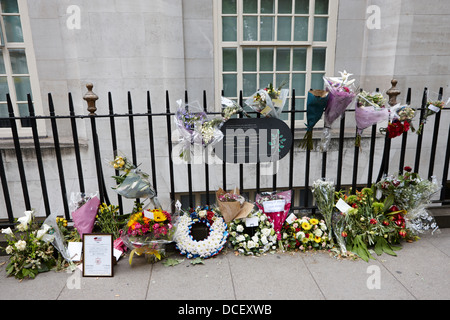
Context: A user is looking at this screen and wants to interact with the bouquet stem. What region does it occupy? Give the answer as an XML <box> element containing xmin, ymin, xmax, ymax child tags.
<box><xmin>300</xmin><ymin>130</ymin><xmax>314</xmax><ymax>150</ymax></box>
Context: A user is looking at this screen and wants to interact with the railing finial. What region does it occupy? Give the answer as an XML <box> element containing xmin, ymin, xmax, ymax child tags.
<box><xmin>83</xmin><ymin>82</ymin><xmax>98</xmax><ymax>115</ymax></box>
<box><xmin>386</xmin><ymin>79</ymin><xmax>401</xmax><ymax>106</ymax></box>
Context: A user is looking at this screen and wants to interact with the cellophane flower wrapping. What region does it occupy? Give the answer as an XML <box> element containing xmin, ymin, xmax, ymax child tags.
<box><xmin>311</xmin><ymin>179</ymin><xmax>338</xmax><ymax>248</ymax></box>
<box><xmin>376</xmin><ymin>169</ymin><xmax>441</xmax><ymax>236</ymax></box>
<box><xmin>417</xmin><ymin>92</ymin><xmax>449</xmax><ymax>135</ymax></box>
<box><xmin>320</xmin><ymin>72</ymin><xmax>357</xmax><ymax>151</ymax></box>
<box><xmin>255</xmin><ymin>190</ymin><xmax>292</xmax><ymax>248</ymax></box>
<box><xmin>70</xmin><ymin>192</ymin><xmax>100</xmax><ymax>238</ymax></box>
<box><xmin>121</xmin><ymin>208</ymin><xmax>177</xmax><ymax>263</ymax></box>
<box><xmin>245</xmin><ymin>83</ymin><xmax>289</xmax><ymax>118</ymax></box>
<box><xmin>355</xmin><ymin>91</ymin><xmax>388</xmax><ymax>146</ymax></box>
<box><xmin>43</xmin><ymin>211</ymin><xmax>72</xmax><ymax>263</ymax></box>
<box><xmin>175</xmin><ymin>99</ymin><xmax>224</xmax><ymax>162</ymax></box>
<box><xmin>300</xmin><ymin>90</ymin><xmax>329</xmax><ymax>150</ymax></box>
<box><xmin>109</xmin><ymin>154</ymin><xmax>161</xmax><ymax>208</ymax></box>
<box><xmin>216</xmin><ymin>187</ymin><xmax>254</xmax><ymax>223</ymax></box>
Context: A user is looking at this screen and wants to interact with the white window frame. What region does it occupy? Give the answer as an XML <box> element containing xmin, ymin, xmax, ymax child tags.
<box><xmin>213</xmin><ymin>0</ymin><xmax>338</xmax><ymax>125</ymax></box>
<box><xmin>0</xmin><ymin>0</ymin><xmax>44</xmax><ymax>138</ymax></box>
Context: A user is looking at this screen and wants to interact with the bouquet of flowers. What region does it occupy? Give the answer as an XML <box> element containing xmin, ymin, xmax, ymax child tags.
<box><xmin>335</xmin><ymin>187</ymin><xmax>405</xmax><ymax>262</ymax></box>
<box><xmin>281</xmin><ymin>216</ymin><xmax>331</xmax><ymax>251</ymax></box>
<box><xmin>355</xmin><ymin>90</ymin><xmax>389</xmax><ymax>147</ymax></box>
<box><xmin>380</xmin><ymin>104</ymin><xmax>416</xmax><ymax>139</ymax></box>
<box><xmin>216</xmin><ymin>187</ymin><xmax>254</xmax><ymax>223</ymax></box>
<box><xmin>228</xmin><ymin>209</ymin><xmax>277</xmax><ymax>256</ymax></box>
<box><xmin>175</xmin><ymin>99</ymin><xmax>224</xmax><ymax>162</ymax></box>
<box><xmin>221</xmin><ymin>96</ymin><xmax>250</xmax><ymax>120</ymax></box>
<box><xmin>109</xmin><ymin>154</ymin><xmax>161</xmax><ymax>208</ymax></box>
<box><xmin>416</xmin><ymin>96</ymin><xmax>449</xmax><ymax>135</ymax></box>
<box><xmin>121</xmin><ymin>208</ymin><xmax>176</xmax><ymax>264</ymax></box>
<box><xmin>245</xmin><ymin>82</ymin><xmax>289</xmax><ymax>118</ymax></box>
<box><xmin>311</xmin><ymin>179</ymin><xmax>337</xmax><ymax>246</ymax></box>
<box><xmin>174</xmin><ymin>206</ymin><xmax>228</xmax><ymax>259</ymax></box>
<box><xmin>1</xmin><ymin>210</ymin><xmax>57</xmax><ymax>279</ymax></box>
<box><xmin>255</xmin><ymin>190</ymin><xmax>292</xmax><ymax>248</ymax></box>
<box><xmin>300</xmin><ymin>89</ymin><xmax>329</xmax><ymax>150</ymax></box>
<box><xmin>376</xmin><ymin>166</ymin><xmax>440</xmax><ymax>236</ymax></box>
<box><xmin>320</xmin><ymin>71</ymin><xmax>358</xmax><ymax>151</ymax></box>
<box><xmin>70</xmin><ymin>192</ymin><xmax>100</xmax><ymax>238</ymax></box>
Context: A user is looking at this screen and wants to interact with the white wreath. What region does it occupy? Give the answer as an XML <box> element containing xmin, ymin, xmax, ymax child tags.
<box><xmin>174</xmin><ymin>211</ymin><xmax>228</xmax><ymax>259</ymax></box>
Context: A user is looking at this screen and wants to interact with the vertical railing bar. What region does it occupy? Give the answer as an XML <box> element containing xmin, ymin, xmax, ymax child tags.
<box><xmin>7</xmin><ymin>94</ymin><xmax>31</xmax><ymax>210</ymax></box>
<box><xmin>202</xmin><ymin>90</ymin><xmax>211</xmax><ymax>205</ymax></box>
<box><xmin>288</xmin><ymin>89</ymin><xmax>296</xmax><ymax>191</ymax></box>
<box><xmin>239</xmin><ymin>91</ymin><xmax>245</xmax><ymax>193</ymax></box>
<box><xmin>376</xmin><ymin>87</ymin><xmax>392</xmax><ymax>182</ymax></box>
<box><xmin>28</xmin><ymin>94</ymin><xmax>51</xmax><ymax>217</ymax></box>
<box><xmin>366</xmin><ymin>124</ymin><xmax>377</xmax><ymax>186</ymax></box>
<box><xmin>48</xmin><ymin>93</ymin><xmax>70</xmax><ymax>218</ymax></box>
<box><xmin>256</xmin><ymin>101</ymin><xmax>261</xmax><ymax>195</ymax></box>
<box><xmin>414</xmin><ymin>88</ymin><xmax>428</xmax><ymax>173</ymax></box>
<box><xmin>351</xmin><ymin>127</ymin><xmax>359</xmax><ymax>194</ymax></box>
<box><xmin>398</xmin><ymin>88</ymin><xmax>412</xmax><ymax>173</ymax></box>
<box><xmin>0</xmin><ymin>148</ymin><xmax>13</xmax><ymax>224</ymax></box>
<box><xmin>336</xmin><ymin>111</ymin><xmax>345</xmax><ymax>190</ymax></box>
<box><xmin>147</xmin><ymin>91</ymin><xmax>158</xmax><ymax>194</ymax></box>
<box><xmin>68</xmin><ymin>92</ymin><xmax>85</xmax><ymax>194</ymax></box>
<box><xmin>221</xmin><ymin>90</ymin><xmax>227</xmax><ymax>191</ymax></box>
<box><xmin>303</xmin><ymin>145</ymin><xmax>310</xmax><ymax>208</ymax></box>
<box><xmin>428</xmin><ymin>87</ymin><xmax>443</xmax><ymax>179</ymax></box>
<box><xmin>184</xmin><ymin>90</ymin><xmax>194</xmax><ymax>208</ymax></box>
<box><xmin>440</xmin><ymin>121</ymin><xmax>450</xmax><ymax>202</ymax></box>
<box><xmin>127</xmin><ymin>91</ymin><xmax>140</xmax><ymax>204</ymax></box>
<box><xmin>108</xmin><ymin>92</ymin><xmax>123</xmax><ymax>215</ymax></box>
<box><xmin>165</xmin><ymin>90</ymin><xmax>176</xmax><ymax>212</ymax></box>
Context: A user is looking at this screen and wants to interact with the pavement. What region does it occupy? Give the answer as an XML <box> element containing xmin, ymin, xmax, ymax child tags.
<box><xmin>1</xmin><ymin>228</ymin><xmax>449</xmax><ymax>305</ymax></box>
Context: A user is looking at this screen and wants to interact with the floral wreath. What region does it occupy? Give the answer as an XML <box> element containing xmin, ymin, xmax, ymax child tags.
<box><xmin>174</xmin><ymin>207</ymin><xmax>228</xmax><ymax>259</ymax></box>
<box><xmin>228</xmin><ymin>209</ymin><xmax>277</xmax><ymax>256</ymax></box>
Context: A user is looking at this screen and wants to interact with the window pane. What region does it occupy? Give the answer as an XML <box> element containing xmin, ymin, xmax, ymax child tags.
<box><xmin>315</xmin><ymin>0</ymin><xmax>329</xmax><ymax>14</ymax></box>
<box><xmin>278</xmin><ymin>0</ymin><xmax>292</xmax><ymax>14</ymax></box>
<box><xmin>279</xmin><ymin>98</ymin><xmax>289</xmax><ymax>120</ymax></box>
<box><xmin>223</xmin><ymin>74</ymin><xmax>237</xmax><ymax>97</ymax></box>
<box><xmin>293</xmin><ymin>48</ymin><xmax>307</xmax><ymax>71</ymax></box>
<box><xmin>243</xmin><ymin>0</ymin><xmax>257</xmax><ymax>13</ymax></box>
<box><xmin>1</xmin><ymin>0</ymin><xmax>19</xmax><ymax>13</ymax></box>
<box><xmin>277</xmin><ymin>17</ymin><xmax>291</xmax><ymax>41</ymax></box>
<box><xmin>243</xmin><ymin>48</ymin><xmax>257</xmax><ymax>71</ymax></box>
<box><xmin>0</xmin><ymin>76</ymin><xmax>8</xmax><ymax>101</ymax></box>
<box><xmin>292</xmin><ymin>73</ymin><xmax>306</xmax><ymax>96</ymax></box>
<box><xmin>313</xmin><ymin>17</ymin><xmax>328</xmax><ymax>41</ymax></box>
<box><xmin>223</xmin><ymin>48</ymin><xmax>237</xmax><ymax>72</ymax></box>
<box><xmin>222</xmin><ymin>0</ymin><xmax>236</xmax><ymax>14</ymax></box>
<box><xmin>18</xmin><ymin>103</ymin><xmax>31</xmax><ymax>127</ymax></box>
<box><xmin>0</xmin><ymin>103</ymin><xmax>8</xmax><ymax>127</ymax></box>
<box><xmin>3</xmin><ymin>15</ymin><xmax>23</xmax><ymax>42</ymax></box>
<box><xmin>295</xmin><ymin>0</ymin><xmax>309</xmax><ymax>14</ymax></box>
<box><xmin>260</xmin><ymin>16</ymin><xmax>274</xmax><ymax>41</ymax></box>
<box><xmin>9</xmin><ymin>49</ymin><xmax>28</xmax><ymax>74</ymax></box>
<box><xmin>294</xmin><ymin>17</ymin><xmax>308</xmax><ymax>41</ymax></box>
<box><xmin>276</xmin><ymin>48</ymin><xmax>290</xmax><ymax>71</ymax></box>
<box><xmin>0</xmin><ymin>49</ymin><xmax>6</xmax><ymax>74</ymax></box>
<box><xmin>260</xmin><ymin>48</ymin><xmax>274</xmax><ymax>71</ymax></box>
<box><xmin>259</xmin><ymin>73</ymin><xmax>273</xmax><ymax>89</ymax></box>
<box><xmin>243</xmin><ymin>73</ymin><xmax>257</xmax><ymax>96</ymax></box>
<box><xmin>222</xmin><ymin>17</ymin><xmax>237</xmax><ymax>41</ymax></box>
<box><xmin>243</xmin><ymin>16</ymin><xmax>257</xmax><ymax>41</ymax></box>
<box><xmin>261</xmin><ymin>0</ymin><xmax>274</xmax><ymax>13</ymax></box>
<box><xmin>295</xmin><ymin>98</ymin><xmax>305</xmax><ymax>120</ymax></box>
<box><xmin>13</xmin><ymin>76</ymin><xmax>32</xmax><ymax>101</ymax></box>
<box><xmin>312</xmin><ymin>48</ymin><xmax>326</xmax><ymax>70</ymax></box>
<box><xmin>311</xmin><ymin>73</ymin><xmax>325</xmax><ymax>90</ymax></box>
<box><xmin>276</xmin><ymin>73</ymin><xmax>289</xmax><ymax>88</ymax></box>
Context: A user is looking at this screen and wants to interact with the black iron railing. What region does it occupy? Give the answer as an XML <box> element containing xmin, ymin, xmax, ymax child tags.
<box><xmin>0</xmin><ymin>83</ymin><xmax>449</xmax><ymax>227</ymax></box>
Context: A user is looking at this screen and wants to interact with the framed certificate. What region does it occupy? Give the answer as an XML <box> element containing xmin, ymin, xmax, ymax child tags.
<box><xmin>82</xmin><ymin>233</ymin><xmax>114</xmax><ymax>277</ymax></box>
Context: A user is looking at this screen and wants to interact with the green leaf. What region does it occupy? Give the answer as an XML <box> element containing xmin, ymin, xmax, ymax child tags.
<box><xmin>190</xmin><ymin>257</ymin><xmax>204</xmax><ymax>265</ymax></box>
<box><xmin>162</xmin><ymin>258</ymin><xmax>184</xmax><ymax>267</ymax></box>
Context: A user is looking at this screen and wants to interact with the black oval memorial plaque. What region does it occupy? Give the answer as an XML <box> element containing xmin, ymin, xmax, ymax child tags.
<box><xmin>214</xmin><ymin>118</ymin><xmax>292</xmax><ymax>164</ymax></box>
